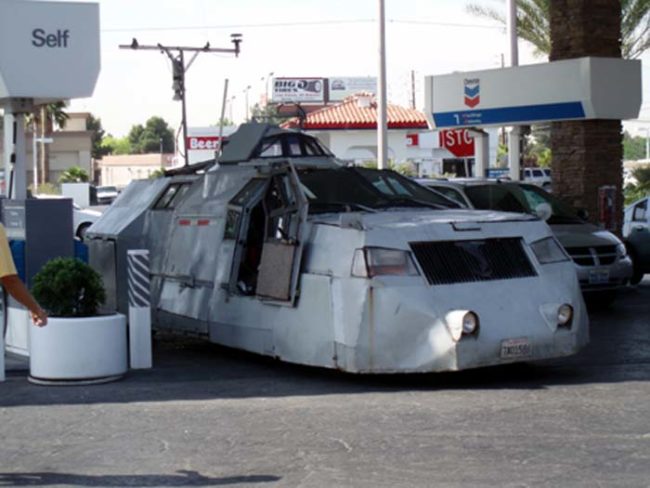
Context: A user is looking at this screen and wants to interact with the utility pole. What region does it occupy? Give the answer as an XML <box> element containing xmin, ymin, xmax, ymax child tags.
<box><xmin>119</xmin><ymin>34</ymin><xmax>242</xmax><ymax>167</ymax></box>
<box><xmin>506</xmin><ymin>0</ymin><xmax>521</xmax><ymax>181</ymax></box>
<box><xmin>377</xmin><ymin>0</ymin><xmax>388</xmax><ymax>170</ymax></box>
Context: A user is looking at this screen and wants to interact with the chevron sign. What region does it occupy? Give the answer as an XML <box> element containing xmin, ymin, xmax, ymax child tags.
<box><xmin>464</xmin><ymin>78</ymin><xmax>480</xmax><ymax>108</ymax></box>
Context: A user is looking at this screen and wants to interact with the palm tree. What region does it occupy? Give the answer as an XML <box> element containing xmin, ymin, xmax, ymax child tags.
<box><xmin>59</xmin><ymin>166</ymin><xmax>89</xmax><ymax>183</ymax></box>
<box><xmin>28</xmin><ymin>102</ymin><xmax>69</xmax><ymax>185</ymax></box>
<box><xmin>466</xmin><ymin>0</ymin><xmax>650</xmax><ymax>59</ymax></box>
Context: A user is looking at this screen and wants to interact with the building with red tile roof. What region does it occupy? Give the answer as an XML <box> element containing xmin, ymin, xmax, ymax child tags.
<box><xmin>279</xmin><ymin>93</ymin><xmax>447</xmax><ymax>174</ymax></box>
<box><xmin>281</xmin><ymin>93</ymin><xmax>428</xmax><ymax>131</ymax></box>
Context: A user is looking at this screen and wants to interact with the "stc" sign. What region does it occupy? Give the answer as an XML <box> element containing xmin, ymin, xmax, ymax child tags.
<box><xmin>439</xmin><ymin>129</ymin><xmax>475</xmax><ymax>158</ymax></box>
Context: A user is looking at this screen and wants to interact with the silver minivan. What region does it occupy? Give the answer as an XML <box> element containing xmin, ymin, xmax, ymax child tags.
<box><xmin>419</xmin><ymin>179</ymin><xmax>633</xmax><ymax>302</ymax></box>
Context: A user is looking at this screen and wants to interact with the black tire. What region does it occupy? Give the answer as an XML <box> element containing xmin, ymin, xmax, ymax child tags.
<box><xmin>76</xmin><ymin>223</ymin><xmax>92</xmax><ymax>241</ymax></box>
<box><xmin>629</xmin><ymin>251</ymin><xmax>644</xmax><ymax>286</ymax></box>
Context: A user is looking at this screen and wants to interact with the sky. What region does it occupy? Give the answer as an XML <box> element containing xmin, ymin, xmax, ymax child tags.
<box><xmin>61</xmin><ymin>0</ymin><xmax>650</xmax><ymax>138</ymax></box>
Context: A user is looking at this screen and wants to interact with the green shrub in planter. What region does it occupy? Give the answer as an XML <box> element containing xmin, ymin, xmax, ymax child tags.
<box><xmin>31</xmin><ymin>257</ymin><xmax>106</xmax><ymax>317</ymax></box>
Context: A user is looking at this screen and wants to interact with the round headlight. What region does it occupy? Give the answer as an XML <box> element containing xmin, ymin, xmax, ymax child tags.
<box><xmin>557</xmin><ymin>304</ymin><xmax>573</xmax><ymax>327</ymax></box>
<box><xmin>462</xmin><ymin>312</ymin><xmax>479</xmax><ymax>335</ymax></box>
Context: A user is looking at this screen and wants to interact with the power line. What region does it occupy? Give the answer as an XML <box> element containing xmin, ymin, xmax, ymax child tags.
<box><xmin>102</xmin><ymin>18</ymin><xmax>502</xmax><ymax>34</ymax></box>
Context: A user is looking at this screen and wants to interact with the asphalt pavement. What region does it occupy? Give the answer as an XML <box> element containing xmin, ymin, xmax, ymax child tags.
<box><xmin>1</xmin><ymin>280</ymin><xmax>649</xmax><ymax>487</ymax></box>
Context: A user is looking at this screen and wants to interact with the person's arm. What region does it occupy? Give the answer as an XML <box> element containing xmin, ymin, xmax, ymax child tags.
<box><xmin>0</xmin><ymin>274</ymin><xmax>48</xmax><ymax>326</ymax></box>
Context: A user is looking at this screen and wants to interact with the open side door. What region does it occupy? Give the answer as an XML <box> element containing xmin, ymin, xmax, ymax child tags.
<box><xmin>225</xmin><ymin>162</ymin><xmax>308</xmax><ymax>306</ymax></box>
<box><xmin>255</xmin><ymin>163</ymin><xmax>309</xmax><ymax>304</ymax></box>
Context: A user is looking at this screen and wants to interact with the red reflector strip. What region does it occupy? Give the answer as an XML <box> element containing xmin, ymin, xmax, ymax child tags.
<box><xmin>197</xmin><ymin>219</ymin><xmax>210</xmax><ymax>226</ymax></box>
<box><xmin>179</xmin><ymin>219</ymin><xmax>191</xmax><ymax>226</ymax></box>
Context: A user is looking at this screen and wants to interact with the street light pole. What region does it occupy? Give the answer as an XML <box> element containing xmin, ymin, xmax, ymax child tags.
<box><xmin>265</xmin><ymin>71</ymin><xmax>274</xmax><ymax>106</ymax></box>
<box><xmin>244</xmin><ymin>85</ymin><xmax>252</xmax><ymax>122</ymax></box>
<box><xmin>228</xmin><ymin>95</ymin><xmax>236</xmax><ymax>122</ymax></box>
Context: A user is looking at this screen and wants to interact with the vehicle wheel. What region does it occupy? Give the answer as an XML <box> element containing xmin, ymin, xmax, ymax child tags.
<box><xmin>76</xmin><ymin>223</ymin><xmax>92</xmax><ymax>241</ymax></box>
<box><xmin>629</xmin><ymin>251</ymin><xmax>644</xmax><ymax>286</ymax></box>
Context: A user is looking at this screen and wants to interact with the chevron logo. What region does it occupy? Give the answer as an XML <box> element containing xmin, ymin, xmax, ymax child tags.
<box><xmin>464</xmin><ymin>78</ymin><xmax>480</xmax><ymax>108</ymax></box>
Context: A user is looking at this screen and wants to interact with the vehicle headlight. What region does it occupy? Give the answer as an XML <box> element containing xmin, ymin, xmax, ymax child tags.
<box><xmin>557</xmin><ymin>304</ymin><xmax>573</xmax><ymax>328</ymax></box>
<box><xmin>352</xmin><ymin>247</ymin><xmax>420</xmax><ymax>278</ymax></box>
<box><xmin>616</xmin><ymin>242</ymin><xmax>627</xmax><ymax>258</ymax></box>
<box><xmin>461</xmin><ymin>312</ymin><xmax>480</xmax><ymax>336</ymax></box>
<box><xmin>445</xmin><ymin>310</ymin><xmax>480</xmax><ymax>341</ymax></box>
<box><xmin>530</xmin><ymin>237</ymin><xmax>570</xmax><ymax>265</ymax></box>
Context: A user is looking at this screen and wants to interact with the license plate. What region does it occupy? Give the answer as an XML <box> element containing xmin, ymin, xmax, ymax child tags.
<box><xmin>500</xmin><ymin>338</ymin><xmax>532</xmax><ymax>359</ymax></box>
<box><xmin>589</xmin><ymin>269</ymin><xmax>610</xmax><ymax>284</ymax></box>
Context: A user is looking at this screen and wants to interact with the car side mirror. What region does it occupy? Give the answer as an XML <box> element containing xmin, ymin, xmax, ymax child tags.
<box><xmin>576</xmin><ymin>208</ymin><xmax>589</xmax><ymax>221</ymax></box>
<box><xmin>534</xmin><ymin>202</ymin><xmax>552</xmax><ymax>221</ymax></box>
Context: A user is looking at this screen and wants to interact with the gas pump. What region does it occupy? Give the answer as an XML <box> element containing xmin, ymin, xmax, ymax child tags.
<box><xmin>598</xmin><ymin>185</ymin><xmax>617</xmax><ymax>232</ymax></box>
<box><xmin>1</xmin><ymin>198</ymin><xmax>74</xmax><ymax>355</ymax></box>
<box><xmin>0</xmin><ymin>0</ymin><xmax>100</xmax><ymax>373</ymax></box>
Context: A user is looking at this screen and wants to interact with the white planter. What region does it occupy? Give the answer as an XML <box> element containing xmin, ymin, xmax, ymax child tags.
<box><xmin>29</xmin><ymin>313</ymin><xmax>128</xmax><ymax>385</ymax></box>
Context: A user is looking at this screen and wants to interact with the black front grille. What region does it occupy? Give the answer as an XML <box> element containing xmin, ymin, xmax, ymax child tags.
<box><xmin>410</xmin><ymin>238</ymin><xmax>537</xmax><ymax>285</ymax></box>
<box><xmin>566</xmin><ymin>245</ymin><xmax>617</xmax><ymax>266</ymax></box>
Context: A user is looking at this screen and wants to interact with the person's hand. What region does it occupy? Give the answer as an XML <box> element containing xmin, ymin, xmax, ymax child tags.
<box><xmin>31</xmin><ymin>307</ymin><xmax>48</xmax><ymax>327</ymax></box>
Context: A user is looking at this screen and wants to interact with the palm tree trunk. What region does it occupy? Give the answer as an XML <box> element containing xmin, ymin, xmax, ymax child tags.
<box><xmin>549</xmin><ymin>0</ymin><xmax>623</xmax><ymax>233</ymax></box>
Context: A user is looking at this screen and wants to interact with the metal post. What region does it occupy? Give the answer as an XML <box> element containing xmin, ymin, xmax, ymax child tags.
<box><xmin>32</xmin><ymin>122</ymin><xmax>38</xmax><ymax>192</ymax></box>
<box><xmin>377</xmin><ymin>0</ymin><xmax>388</xmax><ymax>170</ymax></box>
<box><xmin>645</xmin><ymin>128</ymin><xmax>649</xmax><ymax>160</ymax></box>
<box><xmin>507</xmin><ymin>0</ymin><xmax>518</xmax><ymax>66</ymax></box>
<box><xmin>12</xmin><ymin>113</ymin><xmax>27</xmax><ymax>199</ymax></box>
<box><xmin>127</xmin><ymin>250</ymin><xmax>152</xmax><ymax>369</ymax></box>
<box><xmin>506</xmin><ymin>0</ymin><xmax>521</xmax><ymax>181</ymax></box>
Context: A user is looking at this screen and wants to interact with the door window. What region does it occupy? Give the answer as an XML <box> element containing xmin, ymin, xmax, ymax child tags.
<box><xmin>633</xmin><ymin>199</ymin><xmax>648</xmax><ymax>222</ymax></box>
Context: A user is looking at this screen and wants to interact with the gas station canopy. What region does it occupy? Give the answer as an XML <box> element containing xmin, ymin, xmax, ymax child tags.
<box><xmin>425</xmin><ymin>57</ymin><xmax>642</xmax><ymax>129</ymax></box>
<box><xmin>0</xmin><ymin>0</ymin><xmax>100</xmax><ymax>104</ymax></box>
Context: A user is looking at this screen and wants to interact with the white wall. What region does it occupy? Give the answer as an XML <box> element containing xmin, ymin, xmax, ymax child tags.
<box><xmin>309</xmin><ymin>128</ymin><xmax>499</xmax><ymax>177</ymax></box>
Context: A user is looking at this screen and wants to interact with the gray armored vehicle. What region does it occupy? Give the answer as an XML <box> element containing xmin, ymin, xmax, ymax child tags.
<box><xmin>87</xmin><ymin>124</ymin><xmax>588</xmax><ymax>373</ymax></box>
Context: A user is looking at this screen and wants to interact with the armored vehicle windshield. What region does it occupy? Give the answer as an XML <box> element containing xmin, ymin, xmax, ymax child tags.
<box><xmin>299</xmin><ymin>167</ymin><xmax>459</xmax><ymax>214</ymax></box>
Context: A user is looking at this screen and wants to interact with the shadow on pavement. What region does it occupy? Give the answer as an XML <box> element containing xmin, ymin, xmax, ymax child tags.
<box><xmin>0</xmin><ymin>470</ymin><xmax>280</xmax><ymax>486</ymax></box>
<box><xmin>1</xmin><ymin>281</ymin><xmax>648</xmax><ymax>408</ymax></box>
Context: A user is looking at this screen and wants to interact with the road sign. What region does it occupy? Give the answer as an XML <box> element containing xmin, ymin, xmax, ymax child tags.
<box><xmin>439</xmin><ymin>129</ymin><xmax>474</xmax><ymax>158</ymax></box>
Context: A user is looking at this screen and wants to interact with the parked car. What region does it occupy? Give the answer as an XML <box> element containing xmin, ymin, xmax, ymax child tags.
<box><xmin>523</xmin><ymin>167</ymin><xmax>552</xmax><ymax>190</ymax></box>
<box><xmin>95</xmin><ymin>185</ymin><xmax>119</xmax><ymax>205</ymax></box>
<box><xmin>623</xmin><ymin>196</ymin><xmax>650</xmax><ymax>284</ymax></box>
<box><xmin>417</xmin><ymin>179</ymin><xmax>633</xmax><ymax>301</ymax></box>
<box><xmin>73</xmin><ymin>203</ymin><xmax>101</xmax><ymax>240</ymax></box>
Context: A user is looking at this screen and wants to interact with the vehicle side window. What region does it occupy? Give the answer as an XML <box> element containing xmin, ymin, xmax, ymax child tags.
<box><xmin>532</xmin><ymin>169</ymin><xmax>543</xmax><ymax>177</ymax></box>
<box><xmin>465</xmin><ymin>186</ymin><xmax>528</xmax><ymax>213</ymax></box>
<box><xmin>153</xmin><ymin>183</ymin><xmax>192</xmax><ymax>210</ymax></box>
<box><xmin>431</xmin><ymin>186</ymin><xmax>466</xmax><ymax>206</ymax></box>
<box><xmin>633</xmin><ymin>200</ymin><xmax>648</xmax><ymax>222</ymax></box>
<box><xmin>259</xmin><ymin>137</ymin><xmax>283</xmax><ymax>158</ymax></box>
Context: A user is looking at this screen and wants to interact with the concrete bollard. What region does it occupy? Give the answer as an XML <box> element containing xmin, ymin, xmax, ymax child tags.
<box><xmin>127</xmin><ymin>250</ymin><xmax>152</xmax><ymax>369</ymax></box>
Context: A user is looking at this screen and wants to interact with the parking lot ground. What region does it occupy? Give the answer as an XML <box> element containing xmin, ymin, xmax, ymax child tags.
<box><xmin>1</xmin><ymin>280</ymin><xmax>649</xmax><ymax>487</ymax></box>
